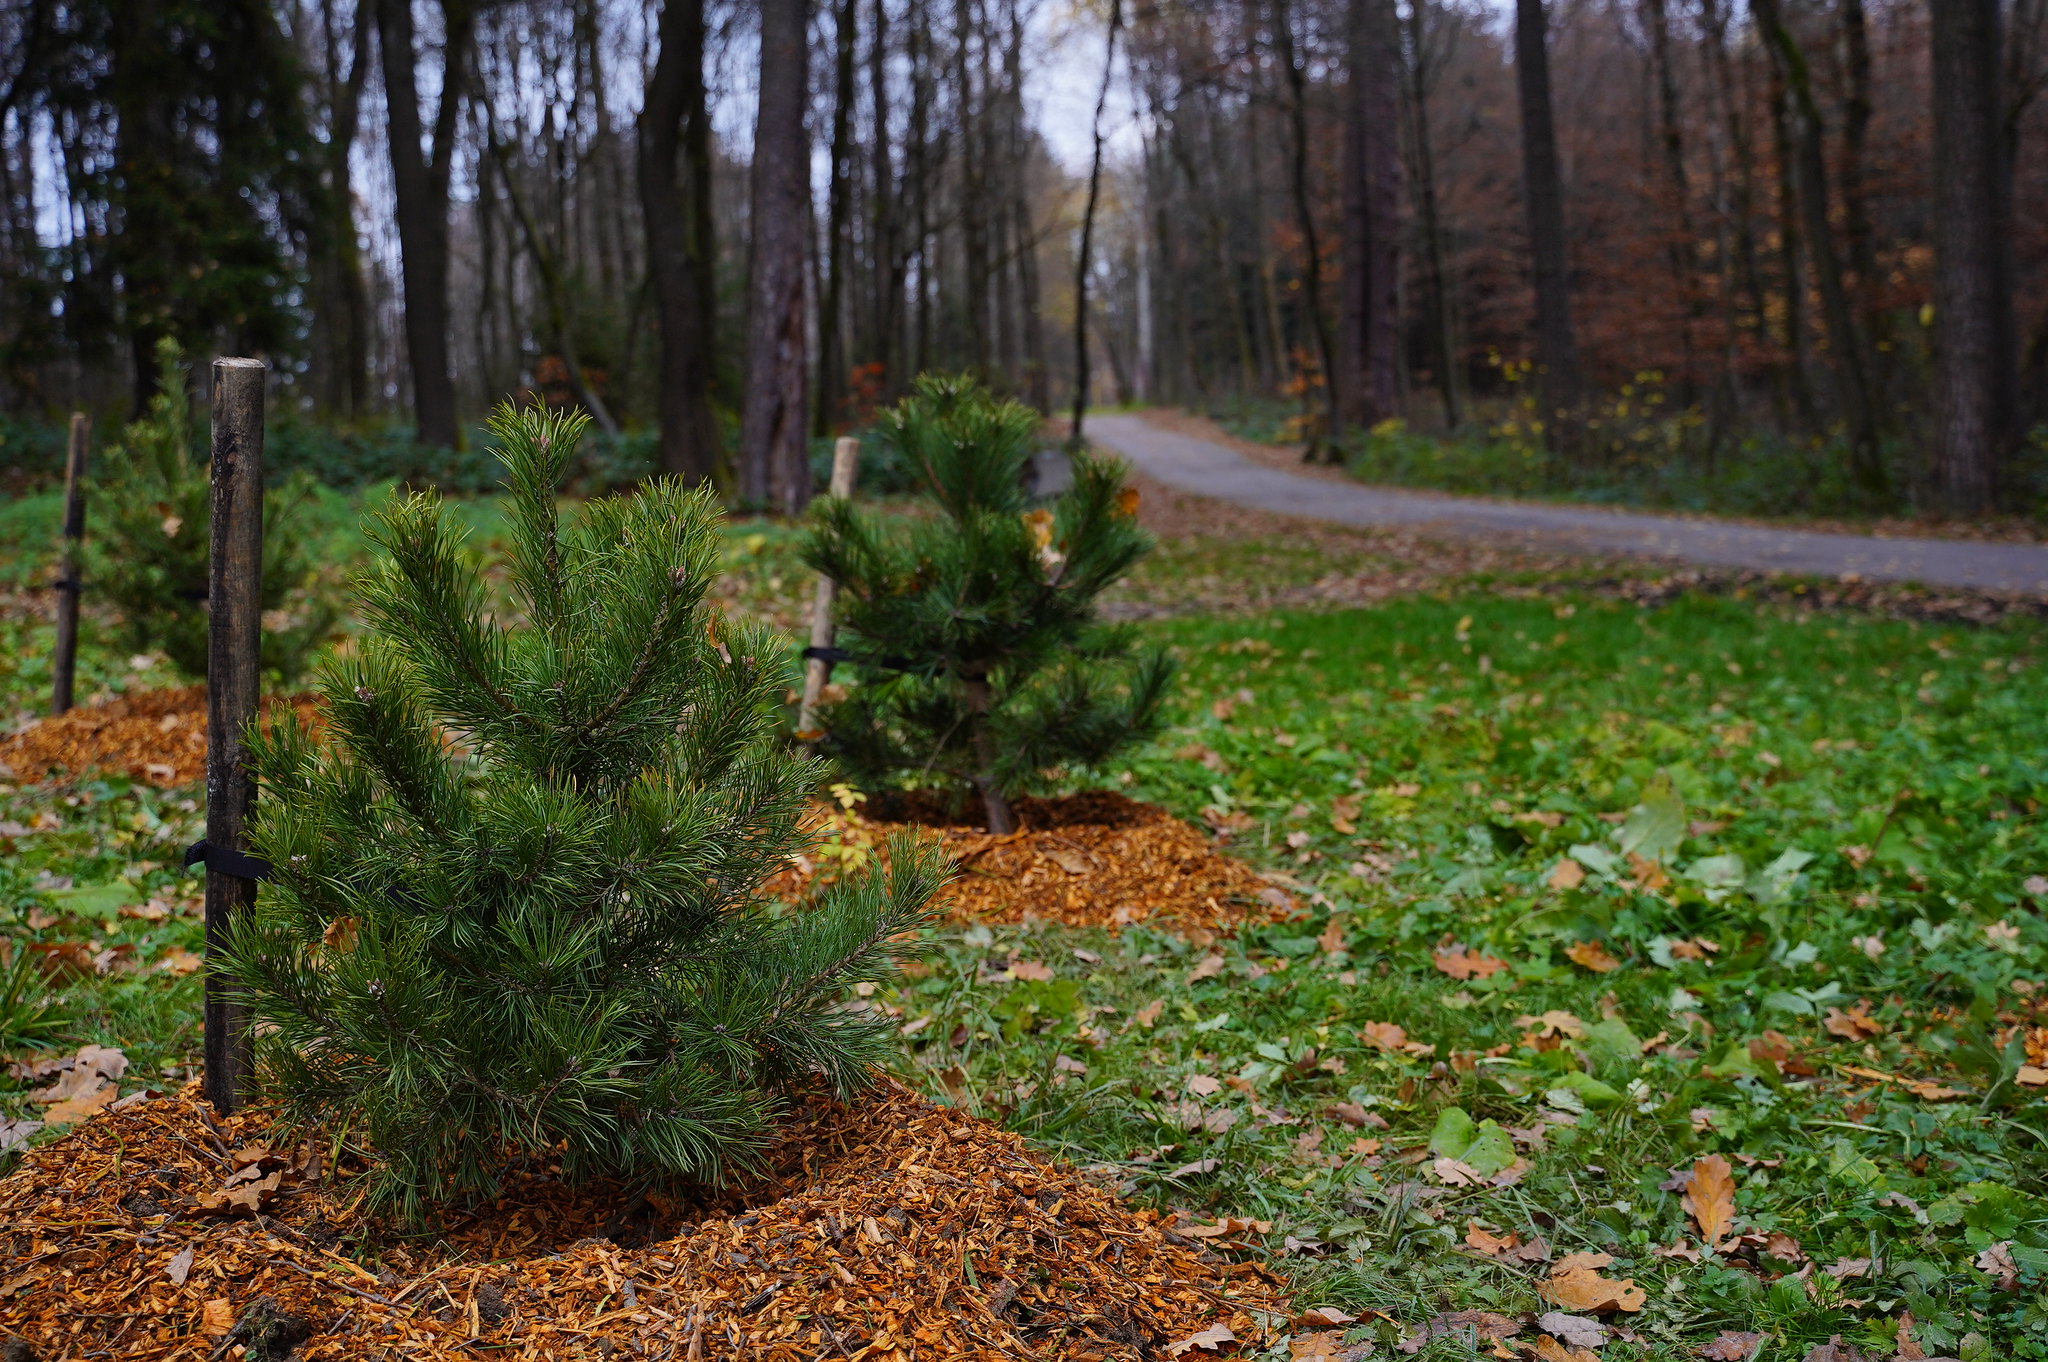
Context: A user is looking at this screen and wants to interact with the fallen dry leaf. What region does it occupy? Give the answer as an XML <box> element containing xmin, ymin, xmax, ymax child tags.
<box><xmin>1699</xmin><ymin>1332</ymin><xmax>1765</xmax><ymax>1360</ymax></box>
<box><xmin>1531</xmin><ymin>1337</ymin><xmax>1598</xmax><ymax>1362</ymax></box>
<box><xmin>202</xmin><ymin>1298</ymin><xmax>235</xmax><ymax>1336</ymax></box>
<box><xmin>1359</xmin><ymin>1021</ymin><xmax>1409</xmax><ymax>1051</ymax></box>
<box><xmin>1433</xmin><ymin>944</ymin><xmax>1508</xmax><ymax>981</ymax></box>
<box><xmin>1564</xmin><ymin>940</ymin><xmax>1622</xmax><ymax>973</ymax></box>
<box><xmin>1536</xmin><ymin>1312</ymin><xmax>1607</xmax><ymax>1348</ymax></box>
<box><xmin>1007</xmin><ymin>959</ymin><xmax>1056</xmax><ymax>982</ymax></box>
<box><xmin>1166</xmin><ymin>1323</ymin><xmax>1237</xmax><ymax>1356</ymax></box>
<box><xmin>1187</xmin><ymin>1074</ymin><xmax>1222</xmax><ymax>1097</ymax></box>
<box><xmin>1464</xmin><ymin>1221</ymin><xmax>1518</xmax><ymax>1257</ymax></box>
<box><xmin>165</xmin><ymin>1247</ymin><xmax>194</xmax><ymax>1285</ymax></box>
<box><xmin>1542</xmin><ymin>1263</ymin><xmax>1647</xmax><ymax>1314</ymax></box>
<box><xmin>1133</xmin><ymin>999</ymin><xmax>1164</xmax><ymax>1028</ymax></box>
<box><xmin>1400</xmin><ymin>1310</ymin><xmax>1520</xmax><ymax>1352</ymax></box>
<box><xmin>1822</xmin><ymin>1001</ymin><xmax>1884</xmax><ymax>1041</ymax></box>
<box><xmin>1547</xmin><ymin>858</ymin><xmax>1586</xmax><ymax>891</ymax></box>
<box><xmin>1293</xmin><ymin>1306</ymin><xmax>1359</xmax><ymax>1329</ymax></box>
<box><xmin>1975</xmin><ymin>1240</ymin><xmax>2019</xmax><ymax>1290</ymax></box>
<box><xmin>156</xmin><ymin>948</ymin><xmax>204</xmax><ymax>976</ymax></box>
<box><xmin>1680</xmin><ymin>1154</ymin><xmax>1738</xmax><ymax>1247</ymax></box>
<box><xmin>1188</xmin><ymin>953</ymin><xmax>1227</xmax><ymax>983</ymax></box>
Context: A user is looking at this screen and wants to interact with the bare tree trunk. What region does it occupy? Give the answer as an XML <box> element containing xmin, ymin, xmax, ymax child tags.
<box><xmin>638</xmin><ymin>0</ymin><xmax>721</xmax><ymax>483</ymax></box>
<box><xmin>1513</xmin><ymin>0</ymin><xmax>1580</xmax><ymax>428</ymax></box>
<box><xmin>1273</xmin><ymin>0</ymin><xmax>1343</xmax><ymax>458</ymax></box>
<box><xmin>314</xmin><ymin>0</ymin><xmax>371</xmax><ymax>421</ymax></box>
<box><xmin>1840</xmin><ymin>0</ymin><xmax>1883</xmax><ymax>354</ymax></box>
<box><xmin>1643</xmin><ymin>0</ymin><xmax>1702</xmax><ymax>410</ymax></box>
<box><xmin>1930</xmin><ymin>0</ymin><xmax>2018</xmax><ymax>512</ymax></box>
<box><xmin>816</xmin><ymin>0</ymin><xmax>858</xmax><ymax>435</ymax></box>
<box><xmin>1765</xmin><ymin>59</ymin><xmax>1817</xmax><ymax>429</ymax></box>
<box><xmin>376</xmin><ymin>0</ymin><xmax>473</xmax><ymax>450</ymax></box>
<box><xmin>1403</xmin><ymin>0</ymin><xmax>1462</xmax><ymax>428</ymax></box>
<box><xmin>742</xmin><ymin>0</ymin><xmax>813</xmax><ymax>515</ymax></box>
<box><xmin>1339</xmin><ymin>0</ymin><xmax>1401</xmax><ymax>429</ymax></box>
<box><xmin>1755</xmin><ymin>0</ymin><xmax>1886</xmax><ymax>498</ymax></box>
<box><xmin>1069</xmin><ymin>0</ymin><xmax>1122</xmax><ymax>448</ymax></box>
<box><xmin>869</xmin><ymin>0</ymin><xmax>901</xmax><ymax>388</ymax></box>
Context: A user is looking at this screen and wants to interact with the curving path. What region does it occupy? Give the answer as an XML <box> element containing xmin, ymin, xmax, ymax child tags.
<box><xmin>1085</xmin><ymin>412</ymin><xmax>2048</xmax><ymax>594</ymax></box>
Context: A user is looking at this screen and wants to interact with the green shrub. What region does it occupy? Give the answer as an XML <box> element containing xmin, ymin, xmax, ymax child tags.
<box><xmin>222</xmin><ymin>401</ymin><xmax>946</xmax><ymax>1219</ymax></box>
<box><xmin>86</xmin><ymin>341</ymin><xmax>340</xmax><ymax>685</ymax></box>
<box><xmin>801</xmin><ymin>374</ymin><xmax>1173</xmax><ymax>833</ymax></box>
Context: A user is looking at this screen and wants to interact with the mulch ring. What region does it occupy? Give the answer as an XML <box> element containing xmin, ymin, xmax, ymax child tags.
<box><xmin>0</xmin><ymin>1081</ymin><xmax>1286</xmax><ymax>1361</ymax></box>
<box><xmin>0</xmin><ymin>686</ymin><xmax>321</xmax><ymax>788</ymax></box>
<box><xmin>768</xmin><ymin>790</ymin><xmax>1304</xmax><ymax>933</ymax></box>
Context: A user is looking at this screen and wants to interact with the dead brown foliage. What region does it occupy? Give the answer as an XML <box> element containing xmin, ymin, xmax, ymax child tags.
<box><xmin>0</xmin><ymin>686</ymin><xmax>320</xmax><ymax>788</ymax></box>
<box><xmin>770</xmin><ymin>790</ymin><xmax>1301</xmax><ymax>932</ymax></box>
<box><xmin>0</xmin><ymin>1081</ymin><xmax>1281</xmax><ymax>1359</ymax></box>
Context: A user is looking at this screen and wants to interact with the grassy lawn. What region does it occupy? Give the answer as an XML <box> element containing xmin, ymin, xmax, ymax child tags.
<box><xmin>4</xmin><ymin>494</ymin><xmax>2047</xmax><ymax>1358</ymax></box>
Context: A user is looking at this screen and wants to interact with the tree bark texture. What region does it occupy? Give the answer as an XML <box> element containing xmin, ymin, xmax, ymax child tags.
<box><xmin>1513</xmin><ymin>0</ymin><xmax>1581</xmax><ymax>421</ymax></box>
<box><xmin>1340</xmin><ymin>0</ymin><xmax>1401</xmax><ymax>429</ymax></box>
<box><xmin>1929</xmin><ymin>0</ymin><xmax>2018</xmax><ymax>512</ymax></box>
<box><xmin>638</xmin><ymin>0</ymin><xmax>721</xmax><ymax>484</ymax></box>
<box><xmin>376</xmin><ymin>0</ymin><xmax>472</xmax><ymax>451</ymax></box>
<box><xmin>741</xmin><ymin>0</ymin><xmax>814</xmax><ymax>515</ymax></box>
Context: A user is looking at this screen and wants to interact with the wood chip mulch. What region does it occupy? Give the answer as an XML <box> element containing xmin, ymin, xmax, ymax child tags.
<box><xmin>0</xmin><ymin>1080</ymin><xmax>1284</xmax><ymax>1360</ymax></box>
<box><xmin>0</xmin><ymin>686</ymin><xmax>320</xmax><ymax>789</ymax></box>
<box><xmin>769</xmin><ymin>791</ymin><xmax>1302</xmax><ymax>933</ymax></box>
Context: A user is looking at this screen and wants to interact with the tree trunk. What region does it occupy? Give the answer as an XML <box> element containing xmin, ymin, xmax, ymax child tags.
<box><xmin>314</xmin><ymin>0</ymin><xmax>371</xmax><ymax>422</ymax></box>
<box><xmin>1274</xmin><ymin>0</ymin><xmax>1343</xmax><ymax>458</ymax></box>
<box><xmin>1512</xmin><ymin>0</ymin><xmax>1581</xmax><ymax>426</ymax></box>
<box><xmin>1755</xmin><ymin>0</ymin><xmax>1886</xmax><ymax>498</ymax></box>
<box><xmin>1069</xmin><ymin>0</ymin><xmax>1122</xmax><ymax>448</ymax></box>
<box><xmin>638</xmin><ymin>0</ymin><xmax>721</xmax><ymax>484</ymax></box>
<box><xmin>741</xmin><ymin>0</ymin><xmax>813</xmax><ymax>515</ymax></box>
<box><xmin>376</xmin><ymin>0</ymin><xmax>472</xmax><ymax>451</ymax></box>
<box><xmin>869</xmin><ymin>0</ymin><xmax>901</xmax><ymax>388</ymax></box>
<box><xmin>1339</xmin><ymin>0</ymin><xmax>1401</xmax><ymax>431</ymax></box>
<box><xmin>1929</xmin><ymin>0</ymin><xmax>2018</xmax><ymax>513</ymax></box>
<box><xmin>1403</xmin><ymin>0</ymin><xmax>1462</xmax><ymax>428</ymax></box>
<box><xmin>1840</xmin><ymin>0</ymin><xmax>1884</xmax><ymax>353</ymax></box>
<box><xmin>816</xmin><ymin>0</ymin><xmax>858</xmax><ymax>435</ymax></box>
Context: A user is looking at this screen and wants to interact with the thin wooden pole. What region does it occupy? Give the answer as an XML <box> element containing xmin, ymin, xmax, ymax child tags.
<box><xmin>203</xmin><ymin>358</ymin><xmax>267</xmax><ymax>1114</ymax></box>
<box><xmin>50</xmin><ymin>413</ymin><xmax>91</xmax><ymax>716</ymax></box>
<box><xmin>796</xmin><ymin>436</ymin><xmax>861</xmax><ymax>748</ymax></box>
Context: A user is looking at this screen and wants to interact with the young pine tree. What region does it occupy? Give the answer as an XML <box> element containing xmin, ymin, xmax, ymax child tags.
<box><xmin>89</xmin><ymin>339</ymin><xmax>337</xmax><ymax>684</ymax></box>
<box><xmin>223</xmin><ymin>403</ymin><xmax>945</xmax><ymax>1218</ymax></box>
<box><xmin>801</xmin><ymin>375</ymin><xmax>1172</xmax><ymax>834</ymax></box>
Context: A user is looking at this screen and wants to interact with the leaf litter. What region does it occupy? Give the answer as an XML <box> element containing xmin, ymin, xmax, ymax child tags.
<box><xmin>769</xmin><ymin>790</ymin><xmax>1300</xmax><ymax>932</ymax></box>
<box><xmin>0</xmin><ymin>1080</ymin><xmax>1284</xmax><ymax>1360</ymax></box>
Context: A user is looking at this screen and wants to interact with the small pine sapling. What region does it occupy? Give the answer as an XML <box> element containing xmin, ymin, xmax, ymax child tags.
<box><xmin>88</xmin><ymin>339</ymin><xmax>338</xmax><ymax>683</ymax></box>
<box><xmin>223</xmin><ymin>403</ymin><xmax>946</xmax><ymax>1219</ymax></box>
<box><xmin>801</xmin><ymin>375</ymin><xmax>1172</xmax><ymax>833</ymax></box>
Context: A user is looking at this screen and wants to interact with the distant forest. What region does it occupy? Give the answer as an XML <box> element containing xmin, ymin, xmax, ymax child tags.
<box><xmin>0</xmin><ymin>1</ymin><xmax>2034</xmax><ymax>511</ymax></box>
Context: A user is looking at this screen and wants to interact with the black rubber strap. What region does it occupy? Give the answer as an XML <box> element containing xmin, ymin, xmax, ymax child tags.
<box><xmin>802</xmin><ymin>645</ymin><xmax>920</xmax><ymax>673</ymax></box>
<box><xmin>184</xmin><ymin>839</ymin><xmax>273</xmax><ymax>881</ymax></box>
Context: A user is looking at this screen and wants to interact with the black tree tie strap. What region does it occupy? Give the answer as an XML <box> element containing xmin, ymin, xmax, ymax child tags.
<box><xmin>184</xmin><ymin>839</ymin><xmax>273</xmax><ymax>881</ymax></box>
<box><xmin>801</xmin><ymin>645</ymin><xmax>921</xmax><ymax>674</ymax></box>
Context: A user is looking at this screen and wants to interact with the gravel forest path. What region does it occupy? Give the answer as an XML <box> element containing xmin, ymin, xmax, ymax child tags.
<box><xmin>1085</xmin><ymin>412</ymin><xmax>2048</xmax><ymax>593</ymax></box>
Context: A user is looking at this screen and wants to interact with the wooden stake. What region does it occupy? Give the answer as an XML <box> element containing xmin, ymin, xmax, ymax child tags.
<box><xmin>50</xmin><ymin>412</ymin><xmax>91</xmax><ymax>716</ymax></box>
<box><xmin>796</xmin><ymin>436</ymin><xmax>861</xmax><ymax>749</ymax></box>
<box><xmin>203</xmin><ymin>358</ymin><xmax>267</xmax><ymax>1114</ymax></box>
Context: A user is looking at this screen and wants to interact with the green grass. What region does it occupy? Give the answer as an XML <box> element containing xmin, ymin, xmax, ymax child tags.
<box><xmin>3</xmin><ymin>508</ymin><xmax>2046</xmax><ymax>1357</ymax></box>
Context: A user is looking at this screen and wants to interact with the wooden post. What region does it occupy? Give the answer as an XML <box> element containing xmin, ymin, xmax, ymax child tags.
<box><xmin>203</xmin><ymin>358</ymin><xmax>267</xmax><ymax>1113</ymax></box>
<box><xmin>50</xmin><ymin>413</ymin><xmax>91</xmax><ymax>715</ymax></box>
<box><xmin>796</xmin><ymin>436</ymin><xmax>861</xmax><ymax>748</ymax></box>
